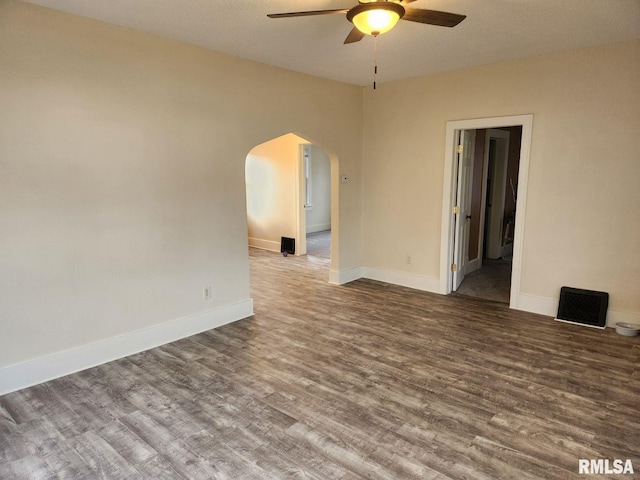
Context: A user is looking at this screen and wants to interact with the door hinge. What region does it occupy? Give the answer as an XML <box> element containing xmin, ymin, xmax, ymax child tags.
<box><xmin>453</xmin><ymin>205</ymin><xmax>460</xmax><ymax>215</ymax></box>
<box><xmin>456</xmin><ymin>145</ymin><xmax>464</xmax><ymax>154</ymax></box>
<box><xmin>451</xmin><ymin>263</ymin><xmax>458</xmax><ymax>272</ymax></box>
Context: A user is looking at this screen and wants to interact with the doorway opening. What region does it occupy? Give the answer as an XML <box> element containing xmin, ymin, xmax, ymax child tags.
<box><xmin>440</xmin><ymin>115</ymin><xmax>533</xmax><ymax>309</ymax></box>
<box><xmin>245</xmin><ymin>133</ymin><xmax>337</xmax><ymax>274</ymax></box>
<box><xmin>455</xmin><ymin>128</ymin><xmax>521</xmax><ymax>303</ymax></box>
<box><xmin>302</xmin><ymin>144</ymin><xmax>332</xmax><ymax>259</ymax></box>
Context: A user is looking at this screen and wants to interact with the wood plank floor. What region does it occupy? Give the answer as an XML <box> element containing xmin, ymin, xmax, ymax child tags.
<box><xmin>1</xmin><ymin>248</ymin><xmax>639</xmax><ymax>479</ymax></box>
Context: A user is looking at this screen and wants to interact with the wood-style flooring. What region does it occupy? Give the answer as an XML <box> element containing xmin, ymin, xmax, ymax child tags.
<box><xmin>1</xmin><ymin>248</ymin><xmax>639</xmax><ymax>479</ymax></box>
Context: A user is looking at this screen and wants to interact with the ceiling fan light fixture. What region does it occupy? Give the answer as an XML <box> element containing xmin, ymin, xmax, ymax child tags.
<box><xmin>347</xmin><ymin>2</ymin><xmax>405</xmax><ymax>36</ymax></box>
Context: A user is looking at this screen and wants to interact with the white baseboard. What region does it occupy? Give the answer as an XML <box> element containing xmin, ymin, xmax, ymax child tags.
<box><xmin>307</xmin><ymin>224</ymin><xmax>331</xmax><ymax>234</ymax></box>
<box><xmin>248</xmin><ymin>237</ymin><xmax>281</xmax><ymax>253</ymax></box>
<box><xmin>329</xmin><ymin>265</ymin><xmax>439</xmax><ymax>294</ymax></box>
<box><xmin>0</xmin><ymin>299</ymin><xmax>254</xmax><ymax>396</ymax></box>
<box><xmin>517</xmin><ymin>293</ymin><xmax>557</xmax><ymax>316</ymax></box>
<box><xmin>517</xmin><ymin>293</ymin><xmax>639</xmax><ymax>328</ymax></box>
<box><xmin>554</xmin><ymin>318</ymin><xmax>605</xmax><ymax>329</ymax></box>
<box><xmin>329</xmin><ymin>266</ymin><xmax>366</xmax><ymax>285</ymax></box>
<box><xmin>363</xmin><ymin>267</ymin><xmax>440</xmax><ymax>294</ymax></box>
<box><xmin>329</xmin><ymin>270</ymin><xmax>640</xmax><ymax>329</ymax></box>
<box><xmin>606</xmin><ymin>310</ymin><xmax>640</xmax><ymax>328</ymax></box>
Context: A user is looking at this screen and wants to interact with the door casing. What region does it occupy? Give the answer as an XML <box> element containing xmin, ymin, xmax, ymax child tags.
<box><xmin>439</xmin><ymin>115</ymin><xmax>533</xmax><ymax>309</ymax></box>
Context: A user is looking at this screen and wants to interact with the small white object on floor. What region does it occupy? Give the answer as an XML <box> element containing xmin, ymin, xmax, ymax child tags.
<box><xmin>615</xmin><ymin>322</ymin><xmax>640</xmax><ymax>337</ymax></box>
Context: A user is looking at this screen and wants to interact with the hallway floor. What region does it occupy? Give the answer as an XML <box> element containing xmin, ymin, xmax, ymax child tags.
<box><xmin>455</xmin><ymin>258</ymin><xmax>512</xmax><ymax>304</ymax></box>
<box><xmin>306</xmin><ymin>230</ymin><xmax>331</xmax><ymax>259</ymax></box>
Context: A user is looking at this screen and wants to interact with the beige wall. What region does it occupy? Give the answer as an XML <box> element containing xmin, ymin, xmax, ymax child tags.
<box><xmin>0</xmin><ymin>1</ymin><xmax>363</xmax><ymax>369</ymax></box>
<box><xmin>246</xmin><ymin>133</ymin><xmax>307</xmax><ymax>252</ymax></box>
<box><xmin>362</xmin><ymin>40</ymin><xmax>640</xmax><ymax>317</ymax></box>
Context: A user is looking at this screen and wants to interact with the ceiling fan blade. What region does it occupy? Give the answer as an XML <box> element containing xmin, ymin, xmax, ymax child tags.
<box><xmin>344</xmin><ymin>27</ymin><xmax>365</xmax><ymax>44</ymax></box>
<box><xmin>267</xmin><ymin>9</ymin><xmax>349</xmax><ymax>19</ymax></box>
<box><xmin>402</xmin><ymin>8</ymin><xmax>466</xmax><ymax>27</ymax></box>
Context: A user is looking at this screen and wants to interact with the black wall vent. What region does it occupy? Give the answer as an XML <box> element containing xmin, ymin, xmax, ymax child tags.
<box><xmin>556</xmin><ymin>286</ymin><xmax>608</xmax><ymax>329</ymax></box>
<box><xmin>281</xmin><ymin>237</ymin><xmax>295</xmax><ymax>255</ymax></box>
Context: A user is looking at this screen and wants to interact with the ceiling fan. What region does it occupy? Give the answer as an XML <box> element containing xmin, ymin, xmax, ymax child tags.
<box><xmin>268</xmin><ymin>0</ymin><xmax>466</xmax><ymax>44</ymax></box>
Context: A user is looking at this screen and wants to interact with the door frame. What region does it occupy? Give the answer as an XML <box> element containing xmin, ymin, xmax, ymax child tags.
<box><xmin>295</xmin><ymin>144</ymin><xmax>309</xmax><ymax>256</ymax></box>
<box><xmin>439</xmin><ymin>114</ymin><xmax>533</xmax><ymax>309</ymax></box>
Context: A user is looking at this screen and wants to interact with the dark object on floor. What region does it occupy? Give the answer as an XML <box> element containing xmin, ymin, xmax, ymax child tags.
<box><xmin>556</xmin><ymin>286</ymin><xmax>608</xmax><ymax>328</ymax></box>
<box><xmin>281</xmin><ymin>236</ymin><xmax>295</xmax><ymax>255</ymax></box>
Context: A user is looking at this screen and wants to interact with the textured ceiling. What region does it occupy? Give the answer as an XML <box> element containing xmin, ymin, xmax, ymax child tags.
<box><xmin>23</xmin><ymin>0</ymin><xmax>640</xmax><ymax>85</ymax></box>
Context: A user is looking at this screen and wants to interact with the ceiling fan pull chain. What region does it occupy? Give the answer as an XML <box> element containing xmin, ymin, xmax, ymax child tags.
<box><xmin>373</xmin><ymin>34</ymin><xmax>378</xmax><ymax>90</ymax></box>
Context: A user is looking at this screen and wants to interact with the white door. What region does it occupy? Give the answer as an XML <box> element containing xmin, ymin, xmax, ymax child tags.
<box><xmin>296</xmin><ymin>144</ymin><xmax>309</xmax><ymax>256</ymax></box>
<box><xmin>452</xmin><ymin>130</ymin><xmax>475</xmax><ymax>291</ymax></box>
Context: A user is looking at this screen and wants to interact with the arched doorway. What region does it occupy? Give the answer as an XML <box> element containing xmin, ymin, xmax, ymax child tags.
<box><xmin>244</xmin><ymin>132</ymin><xmax>339</xmax><ymax>279</ymax></box>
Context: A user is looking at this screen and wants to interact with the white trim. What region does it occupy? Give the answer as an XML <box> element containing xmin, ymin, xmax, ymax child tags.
<box><xmin>330</xmin><ymin>265</ymin><xmax>640</xmax><ymax>329</ymax></box>
<box><xmin>465</xmin><ymin>131</ymin><xmax>477</xmax><ymax>275</ymax></box>
<box><xmin>296</xmin><ymin>144</ymin><xmax>308</xmax><ymax>256</ymax></box>
<box><xmin>440</xmin><ymin>125</ymin><xmax>458</xmax><ymax>293</ymax></box>
<box><xmin>363</xmin><ymin>268</ymin><xmax>440</xmax><ymax>293</ymax></box>
<box><xmin>303</xmin><ymin>145</ymin><xmax>312</xmax><ymax>209</ymax></box>
<box><xmin>248</xmin><ymin>237</ymin><xmax>281</xmax><ymax>253</ymax></box>
<box><xmin>554</xmin><ymin>318</ymin><xmax>605</xmax><ymax>329</ymax></box>
<box><xmin>518</xmin><ymin>293</ymin><xmax>557</xmax><ymax>316</ymax></box>
<box><xmin>329</xmin><ymin>266</ymin><xmax>366</xmax><ymax>285</ymax></box>
<box><xmin>0</xmin><ymin>299</ymin><xmax>254</xmax><ymax>396</ymax></box>
<box><xmin>307</xmin><ymin>223</ymin><xmax>331</xmax><ymax>234</ymax></box>
<box><xmin>328</xmin><ymin>265</ymin><xmax>439</xmax><ymax>294</ymax></box>
<box><xmin>607</xmin><ymin>310</ymin><xmax>640</xmax><ymax>328</ymax></box>
<box><xmin>440</xmin><ymin>114</ymin><xmax>534</xmax><ymax>312</ymax></box>
<box><xmin>509</xmin><ymin>117</ymin><xmax>533</xmax><ymax>309</ymax></box>
<box><xmin>452</xmin><ymin>129</ymin><xmax>474</xmax><ymax>291</ymax></box>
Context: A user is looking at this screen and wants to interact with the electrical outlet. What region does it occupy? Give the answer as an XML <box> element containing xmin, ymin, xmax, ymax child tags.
<box><xmin>203</xmin><ymin>286</ymin><xmax>212</xmax><ymax>299</ymax></box>
<box><xmin>406</xmin><ymin>255</ymin><xmax>412</xmax><ymax>265</ymax></box>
